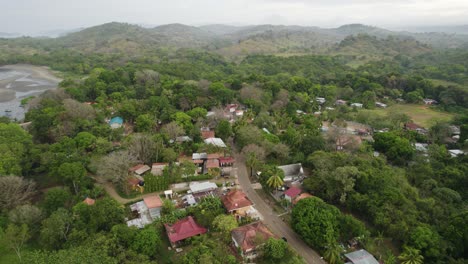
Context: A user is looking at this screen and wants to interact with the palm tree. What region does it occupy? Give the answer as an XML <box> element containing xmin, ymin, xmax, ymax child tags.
<box><xmin>323</xmin><ymin>243</ymin><xmax>342</xmax><ymax>264</ymax></box>
<box><xmin>398</xmin><ymin>247</ymin><xmax>424</xmax><ymax>264</ymax></box>
<box><xmin>266</xmin><ymin>174</ymin><xmax>283</xmax><ymax>190</ymax></box>
<box><xmin>245</xmin><ymin>152</ymin><xmax>258</xmax><ymax>177</ymax></box>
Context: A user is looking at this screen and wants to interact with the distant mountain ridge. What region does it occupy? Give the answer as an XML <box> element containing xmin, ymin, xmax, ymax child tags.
<box><xmin>3</xmin><ymin>22</ymin><xmax>468</xmax><ymax>59</ymax></box>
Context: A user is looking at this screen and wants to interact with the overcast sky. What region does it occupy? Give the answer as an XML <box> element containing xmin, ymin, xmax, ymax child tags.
<box><xmin>2</xmin><ymin>0</ymin><xmax>468</xmax><ymax>35</ymax></box>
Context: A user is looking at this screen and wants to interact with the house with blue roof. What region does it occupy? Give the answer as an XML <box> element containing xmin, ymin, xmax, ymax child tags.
<box><xmin>109</xmin><ymin>116</ymin><xmax>123</xmax><ymax>129</ymax></box>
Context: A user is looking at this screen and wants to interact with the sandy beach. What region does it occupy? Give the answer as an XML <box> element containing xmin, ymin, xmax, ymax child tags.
<box><xmin>0</xmin><ymin>64</ymin><xmax>61</xmax><ymax>120</ymax></box>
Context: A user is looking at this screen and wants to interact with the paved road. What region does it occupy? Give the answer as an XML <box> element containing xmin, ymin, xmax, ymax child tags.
<box><xmin>234</xmin><ymin>156</ymin><xmax>326</xmax><ymax>264</ymax></box>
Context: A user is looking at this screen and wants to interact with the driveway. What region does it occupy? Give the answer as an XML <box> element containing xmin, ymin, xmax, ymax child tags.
<box><xmin>234</xmin><ymin>155</ymin><xmax>326</xmax><ymax>264</ymax></box>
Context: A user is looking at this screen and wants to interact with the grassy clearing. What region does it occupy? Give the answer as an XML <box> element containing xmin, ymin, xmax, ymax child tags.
<box><xmin>255</xmin><ymin>189</ymin><xmax>286</xmax><ymax>214</ymax></box>
<box><xmin>428</xmin><ymin>79</ymin><xmax>461</xmax><ymax>87</ymax></box>
<box><xmin>361</xmin><ymin>104</ymin><xmax>454</xmax><ymax>127</ymax></box>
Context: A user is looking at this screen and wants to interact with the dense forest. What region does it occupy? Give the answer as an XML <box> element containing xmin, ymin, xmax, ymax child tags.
<box><xmin>0</xmin><ymin>22</ymin><xmax>467</xmax><ymax>264</ymax></box>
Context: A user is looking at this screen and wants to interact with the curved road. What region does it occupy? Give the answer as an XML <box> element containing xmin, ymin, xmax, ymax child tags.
<box><xmin>234</xmin><ymin>156</ymin><xmax>326</xmax><ymax>264</ymax></box>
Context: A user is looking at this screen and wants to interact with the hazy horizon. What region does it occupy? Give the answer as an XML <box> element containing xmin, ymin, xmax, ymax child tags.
<box><xmin>2</xmin><ymin>0</ymin><xmax>468</xmax><ymax>36</ymax></box>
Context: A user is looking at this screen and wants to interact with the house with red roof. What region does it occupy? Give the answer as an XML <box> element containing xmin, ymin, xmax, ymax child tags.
<box><xmin>284</xmin><ymin>186</ymin><xmax>302</xmax><ymax>203</ymax></box>
<box><xmin>83</xmin><ymin>197</ymin><xmax>95</xmax><ymax>205</ymax></box>
<box><xmin>222</xmin><ymin>189</ymin><xmax>253</xmax><ymax>217</ymax></box>
<box><xmin>231</xmin><ymin>221</ymin><xmax>276</xmax><ymax>259</ymax></box>
<box><xmin>165</xmin><ymin>216</ymin><xmax>207</xmax><ymax>246</ymax></box>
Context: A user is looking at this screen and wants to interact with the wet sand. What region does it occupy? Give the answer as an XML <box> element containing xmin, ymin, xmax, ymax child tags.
<box><xmin>0</xmin><ymin>64</ymin><xmax>62</xmax><ymax>120</ymax></box>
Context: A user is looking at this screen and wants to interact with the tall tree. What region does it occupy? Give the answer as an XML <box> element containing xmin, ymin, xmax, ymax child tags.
<box><xmin>0</xmin><ymin>224</ymin><xmax>31</xmax><ymax>262</ymax></box>
<box><xmin>0</xmin><ymin>176</ymin><xmax>36</xmax><ymax>211</ymax></box>
<box><xmin>242</xmin><ymin>144</ymin><xmax>266</xmax><ymax>177</ymax></box>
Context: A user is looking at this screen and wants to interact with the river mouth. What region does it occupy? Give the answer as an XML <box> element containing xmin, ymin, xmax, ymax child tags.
<box><xmin>0</xmin><ymin>64</ymin><xmax>61</xmax><ymax>120</ymax></box>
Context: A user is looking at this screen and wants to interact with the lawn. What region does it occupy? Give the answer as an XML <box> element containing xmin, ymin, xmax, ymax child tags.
<box><xmin>361</xmin><ymin>104</ymin><xmax>454</xmax><ymax>127</ymax></box>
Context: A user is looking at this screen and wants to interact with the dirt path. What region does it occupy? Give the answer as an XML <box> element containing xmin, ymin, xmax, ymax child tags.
<box><xmin>234</xmin><ymin>154</ymin><xmax>325</xmax><ymax>264</ymax></box>
<box><xmin>93</xmin><ymin>176</ymin><xmax>162</xmax><ymax>204</ymax></box>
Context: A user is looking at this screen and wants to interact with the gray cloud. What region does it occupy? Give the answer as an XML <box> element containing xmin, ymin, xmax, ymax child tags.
<box><xmin>1</xmin><ymin>0</ymin><xmax>467</xmax><ymax>35</ymax></box>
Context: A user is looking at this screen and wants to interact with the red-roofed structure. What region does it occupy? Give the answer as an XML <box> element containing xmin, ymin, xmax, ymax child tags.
<box><xmin>201</xmin><ymin>130</ymin><xmax>215</xmax><ymax>139</ymax></box>
<box><xmin>284</xmin><ymin>187</ymin><xmax>302</xmax><ymax>202</ymax></box>
<box><xmin>144</xmin><ymin>195</ymin><xmax>163</xmax><ymax>209</ymax></box>
<box><xmin>219</xmin><ymin>157</ymin><xmax>235</xmax><ymax>167</ymax></box>
<box><xmin>207</xmin><ymin>153</ymin><xmax>223</xmax><ymax>159</ymax></box>
<box><xmin>165</xmin><ymin>216</ymin><xmax>207</xmax><ymax>246</ymax></box>
<box><xmin>231</xmin><ymin>221</ymin><xmax>276</xmax><ymax>258</ymax></box>
<box><xmin>206</xmin><ymin>159</ymin><xmax>220</xmax><ymax>169</ymax></box>
<box><xmin>83</xmin><ymin>197</ymin><xmax>95</xmax><ymax>205</ymax></box>
<box><xmin>222</xmin><ymin>189</ymin><xmax>253</xmax><ymax>213</ymax></box>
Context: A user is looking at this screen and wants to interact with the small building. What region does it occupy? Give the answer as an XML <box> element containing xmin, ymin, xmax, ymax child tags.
<box><xmin>201</xmin><ymin>130</ymin><xmax>215</xmax><ymax>139</ymax></box>
<box><xmin>423</xmin><ymin>98</ymin><xmax>438</xmax><ymax>105</ymax></box>
<box><xmin>335</xmin><ymin>100</ymin><xmax>347</xmax><ymax>106</ymax></box>
<box><xmin>405</xmin><ymin>123</ymin><xmax>428</xmax><ymax>135</ymax></box>
<box><xmin>165</xmin><ymin>216</ymin><xmax>207</xmax><ymax>247</ymax></box>
<box><xmin>278</xmin><ymin>163</ymin><xmax>304</xmax><ymax>182</ymax></box>
<box><xmin>375</xmin><ymin>102</ymin><xmax>387</xmax><ymax>108</ymax></box>
<box><xmin>344</xmin><ymin>249</ymin><xmax>379</xmax><ymax>264</ymax></box>
<box><xmin>83</xmin><ymin>197</ymin><xmax>95</xmax><ymax>205</ymax></box>
<box><xmin>222</xmin><ymin>189</ymin><xmax>253</xmax><ymax>216</ymax></box>
<box><xmin>204</xmin><ymin>138</ymin><xmax>227</xmax><ymax>148</ymax></box>
<box><xmin>293</xmin><ymin>193</ymin><xmax>313</xmax><ymax>205</ymax></box>
<box><xmin>143</xmin><ymin>195</ymin><xmax>163</xmax><ymax>219</ymax></box>
<box><xmin>231</xmin><ymin>222</ymin><xmax>276</xmax><ymax>260</ymax></box>
<box><xmin>316</xmin><ymin>97</ymin><xmax>326</xmax><ymax>104</ymax></box>
<box><xmin>175</xmin><ymin>136</ymin><xmax>192</xmax><ymax>143</ymax></box>
<box><xmin>350</xmin><ymin>103</ymin><xmax>363</xmax><ymax>108</ymax></box>
<box><xmin>151</xmin><ymin>163</ymin><xmax>168</xmax><ymax>176</ymax></box>
<box><xmin>414</xmin><ymin>143</ymin><xmax>428</xmax><ymax>153</ymax></box>
<box><xmin>182</xmin><ymin>194</ymin><xmax>197</xmax><ymax>206</ymax></box>
<box><xmin>189</xmin><ymin>181</ymin><xmax>218</xmax><ymax>194</ymax></box>
<box><xmin>449</xmin><ymin>149</ymin><xmax>465</xmax><ymax>157</ymax></box>
<box><xmin>192</xmin><ymin>153</ymin><xmax>208</xmax><ymax>160</ymax></box>
<box><xmin>219</xmin><ymin>156</ymin><xmax>235</xmax><ymax>167</ymax></box>
<box><xmin>129</xmin><ymin>164</ymin><xmax>151</xmax><ymax>176</ymax></box>
<box><xmin>284</xmin><ymin>187</ymin><xmax>302</xmax><ymax>203</ymax></box>
<box><xmin>109</xmin><ymin>117</ymin><xmax>123</xmax><ymax>129</ymax></box>
<box><xmin>206</xmin><ymin>159</ymin><xmax>220</xmax><ymax>170</ymax></box>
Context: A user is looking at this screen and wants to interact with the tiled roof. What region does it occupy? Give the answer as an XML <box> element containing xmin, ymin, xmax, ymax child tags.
<box><xmin>222</xmin><ymin>189</ymin><xmax>253</xmax><ymax>211</ymax></box>
<box><xmin>206</xmin><ymin>159</ymin><xmax>220</xmax><ymax>168</ymax></box>
<box><xmin>165</xmin><ymin>216</ymin><xmax>207</xmax><ymax>243</ymax></box>
<box><xmin>284</xmin><ymin>187</ymin><xmax>301</xmax><ymax>198</ymax></box>
<box><xmin>83</xmin><ymin>197</ymin><xmax>95</xmax><ymax>205</ymax></box>
<box><xmin>231</xmin><ymin>222</ymin><xmax>275</xmax><ymax>253</ymax></box>
<box><xmin>143</xmin><ymin>195</ymin><xmax>163</xmax><ymax>209</ymax></box>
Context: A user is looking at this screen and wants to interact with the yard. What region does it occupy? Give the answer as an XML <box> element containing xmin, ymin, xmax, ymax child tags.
<box><xmin>360</xmin><ymin>104</ymin><xmax>454</xmax><ymax>127</ymax></box>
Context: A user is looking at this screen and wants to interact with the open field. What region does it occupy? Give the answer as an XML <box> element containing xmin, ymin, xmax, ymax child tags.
<box><xmin>360</xmin><ymin>104</ymin><xmax>454</xmax><ymax>127</ymax></box>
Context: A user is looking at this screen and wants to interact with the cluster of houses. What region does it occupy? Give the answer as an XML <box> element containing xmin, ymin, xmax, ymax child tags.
<box><xmin>123</xmin><ymin>181</ymin><xmax>268</xmax><ymax>260</ymax></box>
<box><xmin>206</xmin><ymin>104</ymin><xmax>245</xmax><ymax>124</ymax></box>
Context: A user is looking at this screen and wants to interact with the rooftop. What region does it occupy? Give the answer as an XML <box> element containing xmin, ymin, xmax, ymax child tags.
<box><xmin>83</xmin><ymin>197</ymin><xmax>95</xmax><ymax>205</ymax></box>
<box><xmin>192</xmin><ymin>153</ymin><xmax>208</xmax><ymax>160</ymax></box>
<box><xmin>206</xmin><ymin>159</ymin><xmax>220</xmax><ymax>169</ymax></box>
<box><xmin>284</xmin><ymin>187</ymin><xmax>302</xmax><ymax>198</ymax></box>
<box><xmin>222</xmin><ymin>189</ymin><xmax>253</xmax><ymax>212</ymax></box>
<box><xmin>109</xmin><ymin>116</ymin><xmax>123</xmax><ymax>125</ymax></box>
<box><xmin>204</xmin><ymin>138</ymin><xmax>227</xmax><ymax>148</ymax></box>
<box><xmin>189</xmin><ymin>181</ymin><xmax>218</xmax><ymax>194</ymax></box>
<box><xmin>129</xmin><ymin>164</ymin><xmax>151</xmax><ymax>175</ymax></box>
<box><xmin>143</xmin><ymin>195</ymin><xmax>163</xmax><ymax>209</ymax></box>
<box><xmin>165</xmin><ymin>216</ymin><xmax>207</xmax><ymax>243</ymax></box>
<box><xmin>231</xmin><ymin>222</ymin><xmax>276</xmax><ymax>253</ymax></box>
<box><xmin>344</xmin><ymin>249</ymin><xmax>379</xmax><ymax>264</ymax></box>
